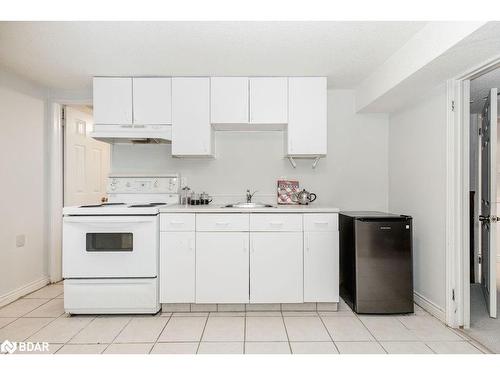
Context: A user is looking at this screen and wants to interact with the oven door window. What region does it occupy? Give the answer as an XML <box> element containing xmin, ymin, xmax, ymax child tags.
<box><xmin>86</xmin><ymin>233</ymin><xmax>133</xmax><ymax>252</ymax></box>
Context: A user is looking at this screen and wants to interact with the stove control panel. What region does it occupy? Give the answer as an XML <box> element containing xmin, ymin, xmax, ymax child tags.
<box><xmin>107</xmin><ymin>176</ymin><xmax>179</xmax><ymax>194</ymax></box>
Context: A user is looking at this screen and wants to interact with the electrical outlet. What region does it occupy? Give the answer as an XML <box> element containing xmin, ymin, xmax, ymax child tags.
<box><xmin>16</xmin><ymin>234</ymin><xmax>26</xmax><ymax>248</ymax></box>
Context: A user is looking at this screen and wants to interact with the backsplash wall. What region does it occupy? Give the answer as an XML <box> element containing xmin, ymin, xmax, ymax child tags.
<box><xmin>111</xmin><ymin>89</ymin><xmax>389</xmax><ymax>210</ymax></box>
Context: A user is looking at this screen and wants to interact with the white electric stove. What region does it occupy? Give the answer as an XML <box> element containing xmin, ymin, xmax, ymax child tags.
<box><xmin>62</xmin><ymin>174</ymin><xmax>179</xmax><ymax>314</ymax></box>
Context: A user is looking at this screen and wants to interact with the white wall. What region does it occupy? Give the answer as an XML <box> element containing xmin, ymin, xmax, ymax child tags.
<box><xmin>388</xmin><ymin>86</ymin><xmax>447</xmax><ymax>314</ymax></box>
<box><xmin>112</xmin><ymin>89</ymin><xmax>390</xmax><ymax>210</ymax></box>
<box><xmin>0</xmin><ymin>69</ymin><xmax>49</xmax><ymax>304</ymax></box>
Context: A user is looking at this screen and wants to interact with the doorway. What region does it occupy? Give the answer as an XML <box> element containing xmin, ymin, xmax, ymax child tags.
<box><xmin>47</xmin><ymin>104</ymin><xmax>110</xmax><ymax>282</ymax></box>
<box><xmin>466</xmin><ymin>67</ymin><xmax>500</xmax><ymax>352</ymax></box>
<box><xmin>63</xmin><ymin>105</ymin><xmax>110</xmax><ymax>206</ymax></box>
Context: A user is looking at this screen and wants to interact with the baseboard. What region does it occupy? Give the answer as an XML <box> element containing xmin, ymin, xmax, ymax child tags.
<box><xmin>414</xmin><ymin>291</ymin><xmax>446</xmax><ymax>322</ymax></box>
<box><xmin>0</xmin><ymin>276</ymin><xmax>50</xmax><ymax>308</ymax></box>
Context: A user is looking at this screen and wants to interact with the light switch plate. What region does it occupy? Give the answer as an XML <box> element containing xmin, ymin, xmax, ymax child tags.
<box><xmin>16</xmin><ymin>234</ymin><xmax>26</xmax><ymax>247</ymax></box>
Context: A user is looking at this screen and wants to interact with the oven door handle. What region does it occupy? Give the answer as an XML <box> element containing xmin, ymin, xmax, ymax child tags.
<box><xmin>64</xmin><ymin>217</ymin><xmax>155</xmax><ymax>224</ymax></box>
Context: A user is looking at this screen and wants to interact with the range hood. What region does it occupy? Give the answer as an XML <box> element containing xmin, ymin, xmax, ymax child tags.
<box><xmin>90</xmin><ymin>124</ymin><xmax>172</xmax><ymax>144</ymax></box>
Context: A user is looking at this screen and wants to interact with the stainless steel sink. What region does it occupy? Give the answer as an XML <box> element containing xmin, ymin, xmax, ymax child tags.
<box><xmin>223</xmin><ymin>202</ymin><xmax>274</xmax><ymax>209</ymax></box>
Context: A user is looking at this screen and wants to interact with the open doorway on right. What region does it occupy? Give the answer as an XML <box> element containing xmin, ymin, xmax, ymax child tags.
<box><xmin>468</xmin><ymin>67</ymin><xmax>500</xmax><ymax>352</ymax></box>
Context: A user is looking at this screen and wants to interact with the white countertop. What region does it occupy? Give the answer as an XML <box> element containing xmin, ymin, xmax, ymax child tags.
<box><xmin>159</xmin><ymin>204</ymin><xmax>339</xmax><ymax>213</ymax></box>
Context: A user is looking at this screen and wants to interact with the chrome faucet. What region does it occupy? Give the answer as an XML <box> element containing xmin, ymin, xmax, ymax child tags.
<box><xmin>246</xmin><ymin>189</ymin><xmax>257</xmax><ymax>203</ymax></box>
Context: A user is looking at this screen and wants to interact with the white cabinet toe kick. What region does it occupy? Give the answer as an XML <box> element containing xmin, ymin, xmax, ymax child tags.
<box><xmin>161</xmin><ymin>302</ymin><xmax>339</xmax><ymax>313</ymax></box>
<box><xmin>159</xmin><ymin>212</ymin><xmax>339</xmax><ymax>310</ymax></box>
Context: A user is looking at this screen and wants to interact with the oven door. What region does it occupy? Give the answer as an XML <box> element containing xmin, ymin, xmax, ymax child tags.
<box><xmin>63</xmin><ymin>215</ymin><xmax>158</xmax><ymax>278</ymax></box>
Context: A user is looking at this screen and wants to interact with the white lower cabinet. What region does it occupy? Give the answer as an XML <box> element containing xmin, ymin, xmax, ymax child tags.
<box><xmin>250</xmin><ymin>232</ymin><xmax>303</xmax><ymax>303</ymax></box>
<box><xmin>160</xmin><ymin>232</ymin><xmax>195</xmax><ymax>303</ymax></box>
<box><xmin>160</xmin><ymin>212</ymin><xmax>339</xmax><ymax>306</ymax></box>
<box><xmin>303</xmin><ymin>215</ymin><xmax>339</xmax><ymax>302</ymax></box>
<box><xmin>196</xmin><ymin>232</ymin><xmax>250</xmax><ymax>303</ymax></box>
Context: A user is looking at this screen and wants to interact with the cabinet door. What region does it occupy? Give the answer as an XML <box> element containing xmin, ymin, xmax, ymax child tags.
<box><xmin>160</xmin><ymin>232</ymin><xmax>195</xmax><ymax>303</ymax></box>
<box><xmin>196</xmin><ymin>232</ymin><xmax>249</xmax><ymax>303</ymax></box>
<box><xmin>249</xmin><ymin>77</ymin><xmax>287</xmax><ymax>124</ymax></box>
<box><xmin>304</xmin><ymin>231</ymin><xmax>339</xmax><ymax>302</ymax></box>
<box><xmin>250</xmin><ymin>232</ymin><xmax>303</xmax><ymax>303</ymax></box>
<box><xmin>287</xmin><ymin>77</ymin><xmax>327</xmax><ymax>156</ymax></box>
<box><xmin>93</xmin><ymin>77</ymin><xmax>133</xmax><ymax>125</ymax></box>
<box><xmin>133</xmin><ymin>77</ymin><xmax>172</xmax><ymax>125</ymax></box>
<box><xmin>172</xmin><ymin>77</ymin><xmax>212</xmax><ymax>156</ymax></box>
<box><xmin>211</xmin><ymin>77</ymin><xmax>249</xmax><ymax>124</ymax></box>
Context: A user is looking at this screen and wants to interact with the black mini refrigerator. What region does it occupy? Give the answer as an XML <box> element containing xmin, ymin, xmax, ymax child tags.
<box><xmin>339</xmin><ymin>212</ymin><xmax>413</xmax><ymax>314</ymax></box>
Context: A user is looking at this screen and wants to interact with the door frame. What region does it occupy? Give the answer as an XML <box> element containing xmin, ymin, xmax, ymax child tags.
<box><xmin>47</xmin><ymin>97</ymin><xmax>92</xmax><ymax>283</ymax></box>
<box><xmin>447</xmin><ymin>54</ymin><xmax>500</xmax><ymax>328</ymax></box>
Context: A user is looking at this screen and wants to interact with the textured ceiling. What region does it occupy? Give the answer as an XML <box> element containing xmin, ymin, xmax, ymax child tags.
<box><xmin>0</xmin><ymin>21</ymin><xmax>426</xmax><ymax>91</ymax></box>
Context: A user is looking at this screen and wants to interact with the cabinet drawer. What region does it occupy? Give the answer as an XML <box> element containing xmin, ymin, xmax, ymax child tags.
<box><xmin>250</xmin><ymin>214</ymin><xmax>302</xmax><ymax>232</ymax></box>
<box><xmin>196</xmin><ymin>214</ymin><xmax>249</xmax><ymax>231</ymax></box>
<box><xmin>160</xmin><ymin>214</ymin><xmax>195</xmax><ymax>231</ymax></box>
<box><xmin>304</xmin><ymin>214</ymin><xmax>338</xmax><ymax>231</ymax></box>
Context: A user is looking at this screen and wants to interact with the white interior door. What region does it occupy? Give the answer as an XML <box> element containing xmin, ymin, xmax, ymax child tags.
<box><xmin>479</xmin><ymin>88</ymin><xmax>498</xmax><ymax>318</ymax></box>
<box><xmin>64</xmin><ymin>106</ymin><xmax>110</xmax><ymax>206</ymax></box>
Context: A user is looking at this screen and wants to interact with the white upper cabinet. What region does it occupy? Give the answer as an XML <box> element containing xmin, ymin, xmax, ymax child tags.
<box><xmin>132</xmin><ymin>77</ymin><xmax>172</xmax><ymax>125</ymax></box>
<box><xmin>249</xmin><ymin>77</ymin><xmax>288</xmax><ymax>124</ymax></box>
<box><xmin>93</xmin><ymin>75</ymin><xmax>327</xmax><ymax>160</ymax></box>
<box><xmin>211</xmin><ymin>77</ymin><xmax>249</xmax><ymax>124</ymax></box>
<box><xmin>287</xmin><ymin>77</ymin><xmax>327</xmax><ymax>156</ymax></box>
<box><xmin>171</xmin><ymin>77</ymin><xmax>213</xmax><ymax>156</ymax></box>
<box><xmin>93</xmin><ymin>77</ymin><xmax>133</xmax><ymax>125</ymax></box>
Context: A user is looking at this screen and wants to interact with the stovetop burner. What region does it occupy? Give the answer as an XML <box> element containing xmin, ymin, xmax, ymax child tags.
<box><xmin>128</xmin><ymin>202</ymin><xmax>167</xmax><ymax>208</ymax></box>
<box><xmin>79</xmin><ymin>203</ymin><xmax>126</xmax><ymax>208</ymax></box>
<box><xmin>79</xmin><ymin>202</ymin><xmax>167</xmax><ymax>209</ymax></box>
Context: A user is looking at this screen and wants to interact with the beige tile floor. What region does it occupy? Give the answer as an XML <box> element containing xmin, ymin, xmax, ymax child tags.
<box><xmin>0</xmin><ymin>282</ymin><xmax>487</xmax><ymax>354</ymax></box>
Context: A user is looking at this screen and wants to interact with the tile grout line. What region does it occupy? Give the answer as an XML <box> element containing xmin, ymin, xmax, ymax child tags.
<box><xmin>195</xmin><ymin>313</ymin><xmax>210</xmax><ymax>354</ymax></box>
<box><xmin>104</xmin><ymin>315</ymin><xmax>134</xmax><ymax>353</ymax></box>
<box><xmin>354</xmin><ymin>314</ymin><xmax>388</xmax><ymax>353</ymax></box>
<box><xmin>63</xmin><ymin>314</ymin><xmax>99</xmax><ymax>346</ymax></box>
<box><xmin>48</xmin><ymin>314</ymin><xmax>98</xmax><ymax>349</ymax></box>
<box><xmin>243</xmin><ymin>311</ymin><xmax>247</xmax><ymax>354</ymax></box>
<box><xmin>317</xmin><ymin>313</ymin><xmax>340</xmax><ymax>354</ymax></box>
<box><xmin>24</xmin><ymin>294</ymin><xmax>76</xmax><ymax>354</ymax></box>
<box><xmin>0</xmin><ymin>290</ymin><xmax>64</xmax><ymax>333</ymax></box>
<box><xmin>423</xmin><ymin>342</ymin><xmax>437</xmax><ymax>354</ymax></box>
<box><xmin>454</xmin><ymin>328</ymin><xmax>493</xmax><ymax>354</ymax></box>
<box><xmin>280</xmin><ymin>310</ymin><xmax>292</xmax><ymax>354</ymax></box>
<box><xmin>150</xmin><ymin>312</ymin><xmax>173</xmax><ymax>353</ymax></box>
<box><xmin>23</xmin><ymin>297</ymin><xmax>88</xmax><ymax>345</ymax></box>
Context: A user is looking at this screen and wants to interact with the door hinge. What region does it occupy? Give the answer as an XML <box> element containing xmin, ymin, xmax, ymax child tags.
<box><xmin>61</xmin><ymin>107</ymin><xmax>66</xmax><ymax>122</ymax></box>
<box><xmin>478</xmin><ymin>255</ymin><xmax>482</xmax><ymax>264</ymax></box>
<box><xmin>479</xmin><ymin>126</ymin><xmax>482</xmax><ymax>136</ymax></box>
<box><xmin>452</xmin><ymin>289</ymin><xmax>455</xmax><ymax>301</ymax></box>
<box><xmin>451</xmin><ymin>100</ymin><xmax>455</xmax><ymax>112</ymax></box>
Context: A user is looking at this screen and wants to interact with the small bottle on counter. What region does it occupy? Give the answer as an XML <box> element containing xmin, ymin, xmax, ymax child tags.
<box><xmin>181</xmin><ymin>186</ymin><xmax>191</xmax><ymax>206</ymax></box>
